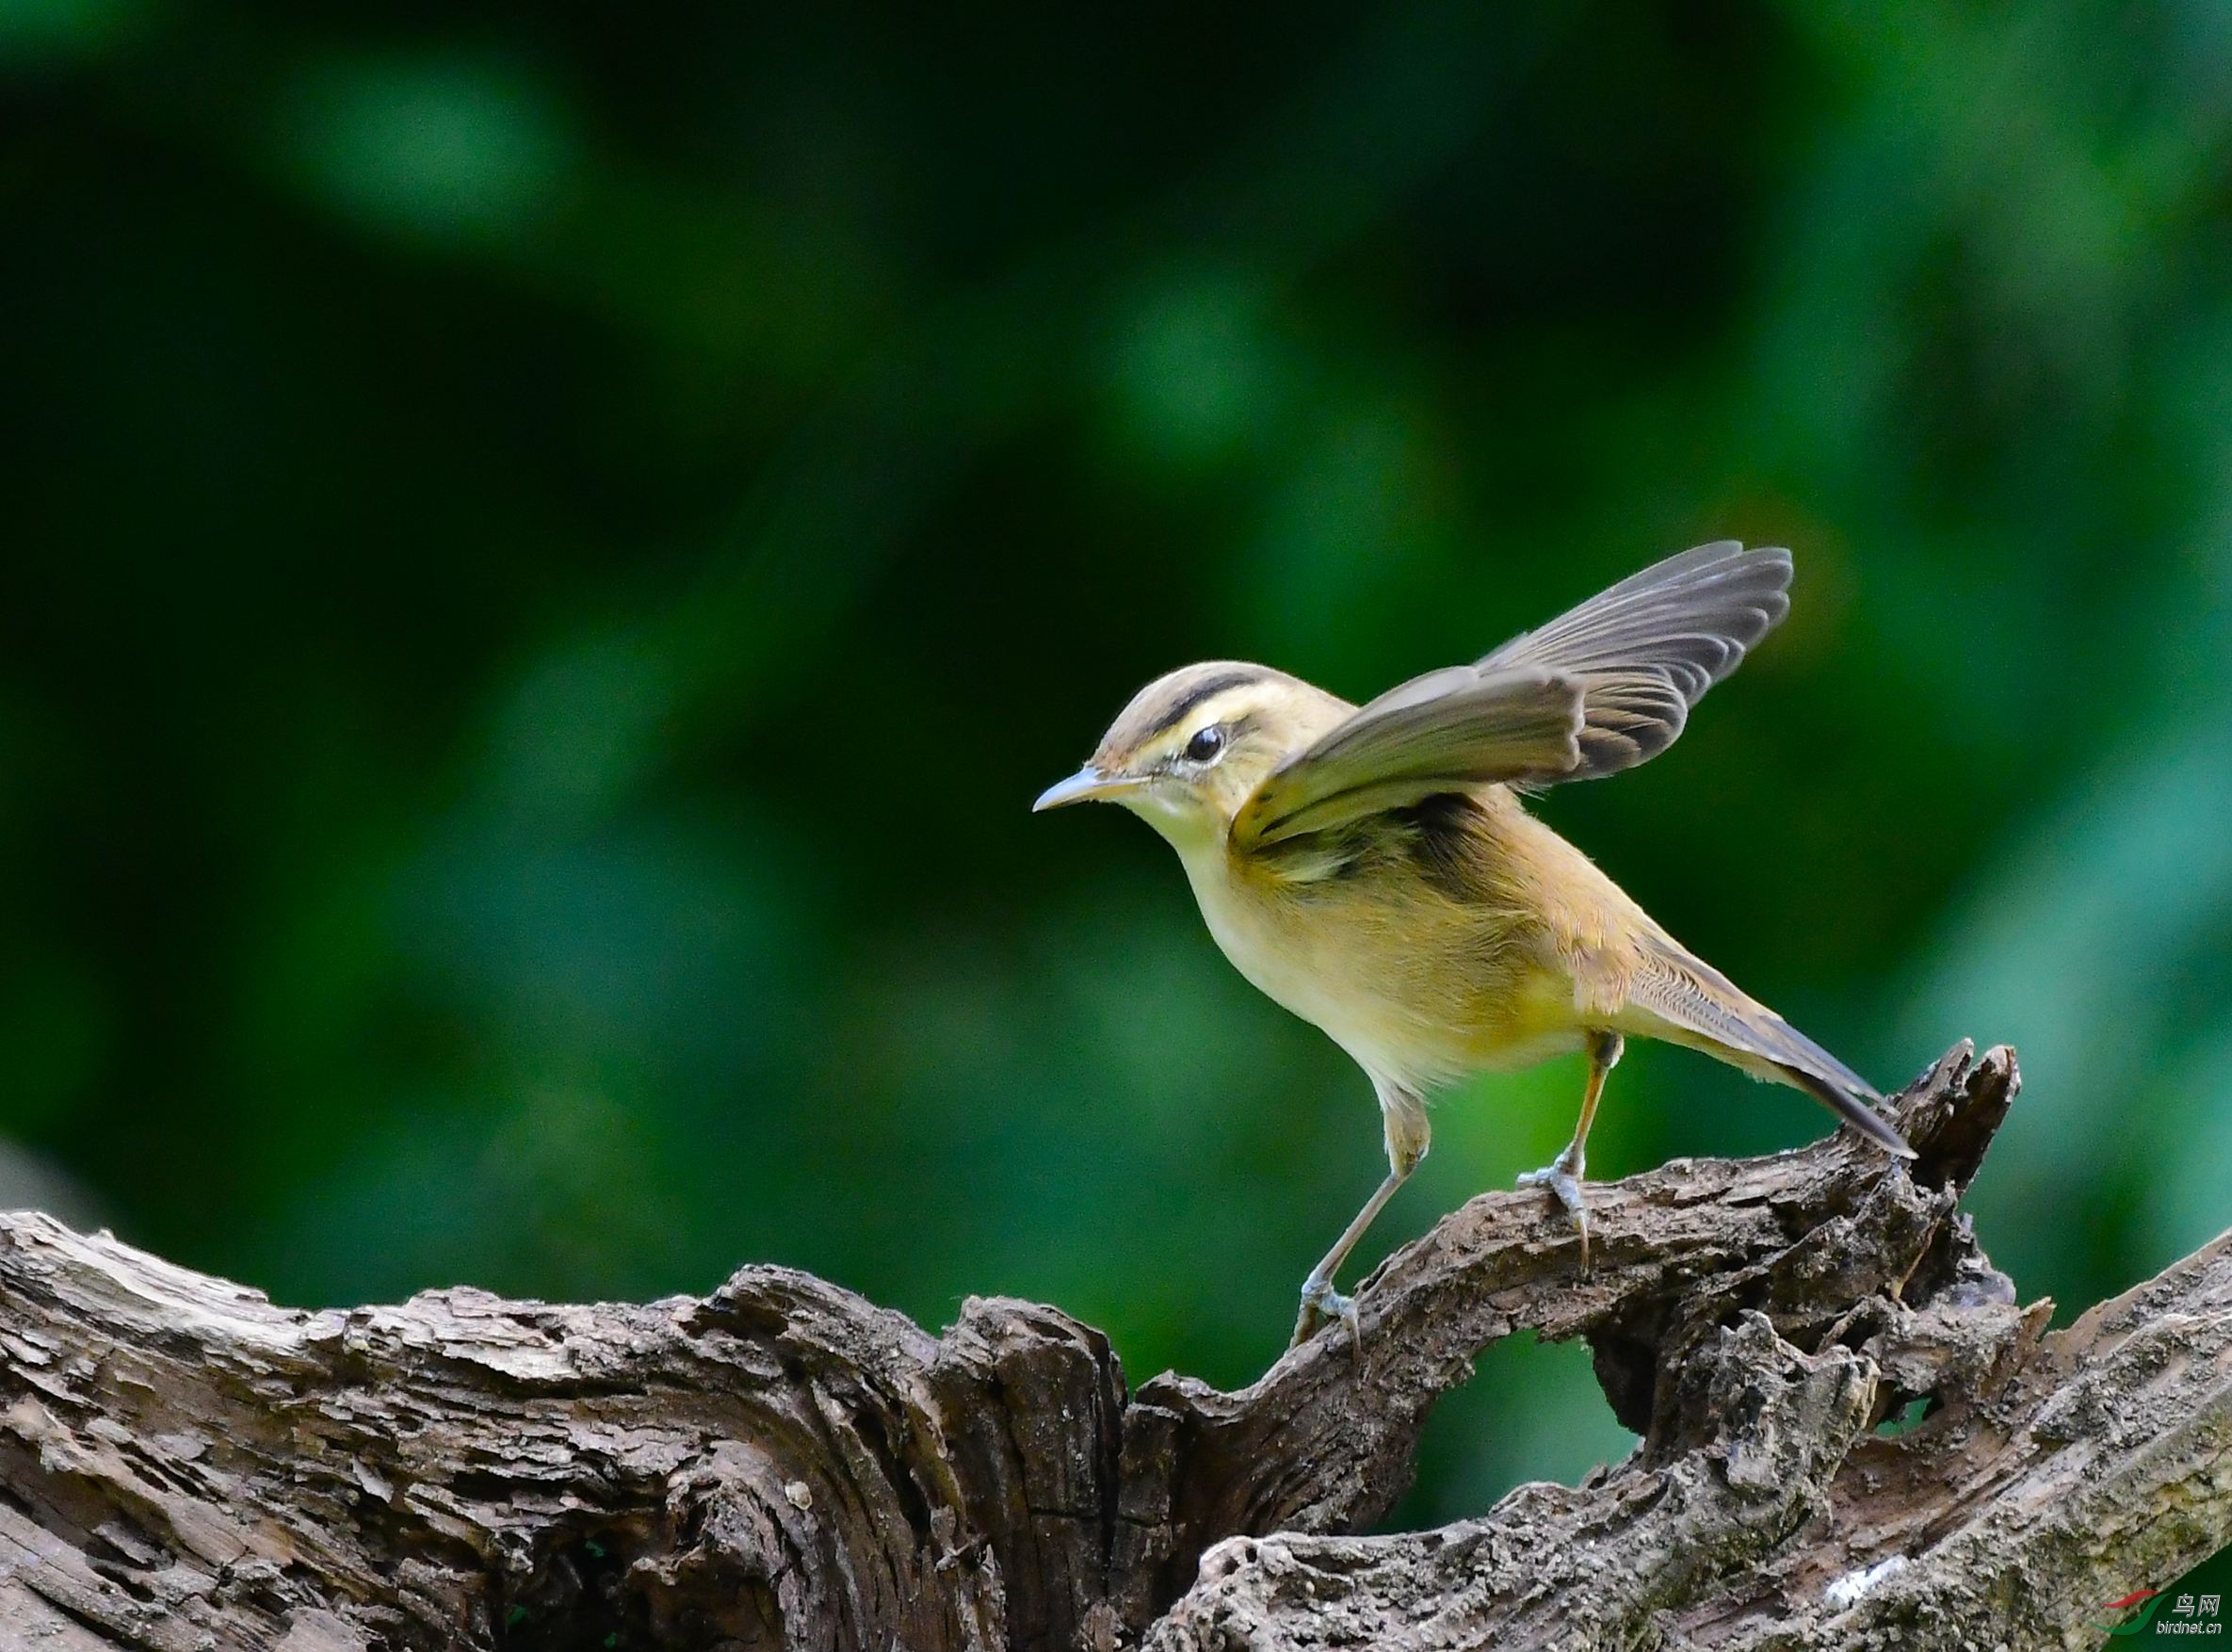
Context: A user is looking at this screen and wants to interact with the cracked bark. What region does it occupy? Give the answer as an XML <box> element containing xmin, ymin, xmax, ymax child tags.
<box><xmin>1</xmin><ymin>1042</ymin><xmax>2226</xmax><ymax>1650</ymax></box>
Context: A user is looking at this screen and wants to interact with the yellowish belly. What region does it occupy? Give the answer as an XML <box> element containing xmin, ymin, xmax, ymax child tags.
<box><xmin>1179</xmin><ymin>846</ymin><xmax>1586</xmax><ymax>1093</ymax></box>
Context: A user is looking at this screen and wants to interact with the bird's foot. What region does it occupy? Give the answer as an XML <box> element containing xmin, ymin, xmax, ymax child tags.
<box><xmin>1516</xmin><ymin>1148</ymin><xmax>1592</xmax><ymax>1268</ymax></box>
<box><xmin>1291</xmin><ymin>1272</ymin><xmax>1361</xmax><ymax>1352</ymax></box>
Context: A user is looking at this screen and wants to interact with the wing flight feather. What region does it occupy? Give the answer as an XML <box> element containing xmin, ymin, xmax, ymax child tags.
<box><xmin>1475</xmin><ymin>541</ymin><xmax>1793</xmax><ymax>780</ymax></box>
<box><xmin>1231</xmin><ymin>543</ymin><xmax>1796</xmax><ymax>847</ymax></box>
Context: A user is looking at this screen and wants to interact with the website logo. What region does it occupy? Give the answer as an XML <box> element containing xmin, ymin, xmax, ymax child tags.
<box><xmin>2093</xmin><ymin>1589</ymin><xmax>2224</xmax><ymax>1637</ymax></box>
<box><xmin>2095</xmin><ymin>1592</ymin><xmax>2167</xmax><ymax>1637</ymax></box>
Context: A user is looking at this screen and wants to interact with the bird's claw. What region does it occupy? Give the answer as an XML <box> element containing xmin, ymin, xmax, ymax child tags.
<box><xmin>1517</xmin><ymin>1152</ymin><xmax>1592</xmax><ymax>1268</ymax></box>
<box><xmin>1291</xmin><ymin>1274</ymin><xmax>1362</xmax><ymax>1352</ymax></box>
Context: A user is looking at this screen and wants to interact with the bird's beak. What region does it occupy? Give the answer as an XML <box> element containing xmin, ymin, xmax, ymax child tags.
<box><xmin>1033</xmin><ymin>766</ymin><xmax>1143</xmax><ymax>811</ymax></box>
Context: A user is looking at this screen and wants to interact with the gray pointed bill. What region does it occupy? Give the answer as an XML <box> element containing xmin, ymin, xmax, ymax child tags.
<box><xmin>1033</xmin><ymin>766</ymin><xmax>1145</xmax><ymax>811</ymax></box>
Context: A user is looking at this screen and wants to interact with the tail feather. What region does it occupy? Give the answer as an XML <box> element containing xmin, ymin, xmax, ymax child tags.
<box><xmin>1624</xmin><ymin>936</ymin><xmax>1914</xmax><ymax>1158</ymax></box>
<box><xmin>1780</xmin><ymin>1063</ymin><xmax>1915</xmax><ymax>1159</ymax></box>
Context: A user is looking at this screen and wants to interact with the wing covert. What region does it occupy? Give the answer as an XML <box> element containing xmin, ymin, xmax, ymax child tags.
<box><xmin>1231</xmin><ymin>665</ymin><xmax>1584</xmax><ymax>848</ymax></box>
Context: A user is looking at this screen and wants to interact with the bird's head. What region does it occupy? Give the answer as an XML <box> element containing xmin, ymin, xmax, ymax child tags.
<box><xmin>1033</xmin><ymin>661</ymin><xmax>1349</xmax><ymax>849</ymax></box>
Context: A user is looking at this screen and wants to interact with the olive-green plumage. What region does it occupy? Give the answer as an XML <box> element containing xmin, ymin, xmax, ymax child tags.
<box><xmin>1035</xmin><ymin>542</ymin><xmax>1911</xmax><ymax>1347</ymax></box>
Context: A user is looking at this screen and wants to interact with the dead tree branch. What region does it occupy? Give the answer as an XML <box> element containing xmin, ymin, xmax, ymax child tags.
<box><xmin>1</xmin><ymin>1043</ymin><xmax>2226</xmax><ymax>1650</ymax></box>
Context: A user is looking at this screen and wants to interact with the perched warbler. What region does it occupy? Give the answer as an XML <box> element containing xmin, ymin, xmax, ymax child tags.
<box><xmin>1034</xmin><ymin>542</ymin><xmax>1911</xmax><ymax>1347</ymax></box>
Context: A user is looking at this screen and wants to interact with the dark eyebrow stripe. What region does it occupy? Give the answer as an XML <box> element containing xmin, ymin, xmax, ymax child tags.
<box><xmin>1146</xmin><ymin>669</ymin><xmax>1264</xmax><ymax>736</ymax></box>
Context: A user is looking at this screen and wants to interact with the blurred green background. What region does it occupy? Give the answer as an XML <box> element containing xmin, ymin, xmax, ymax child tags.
<box><xmin>7</xmin><ymin>0</ymin><xmax>2232</xmax><ymax>1576</ymax></box>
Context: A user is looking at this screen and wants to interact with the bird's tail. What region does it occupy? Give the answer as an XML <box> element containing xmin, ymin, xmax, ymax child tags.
<box><xmin>1620</xmin><ymin>933</ymin><xmax>1914</xmax><ymax>1159</ymax></box>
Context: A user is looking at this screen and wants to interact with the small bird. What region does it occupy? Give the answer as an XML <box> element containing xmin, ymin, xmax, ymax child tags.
<box><xmin>1034</xmin><ymin>542</ymin><xmax>1912</xmax><ymax>1348</ymax></box>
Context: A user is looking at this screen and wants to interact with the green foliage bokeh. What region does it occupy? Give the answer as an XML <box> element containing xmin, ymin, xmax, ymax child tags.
<box><xmin>6</xmin><ymin>1</ymin><xmax>2231</xmax><ymax>1575</ymax></box>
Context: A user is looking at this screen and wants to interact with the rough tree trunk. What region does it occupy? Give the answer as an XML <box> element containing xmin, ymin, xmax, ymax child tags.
<box><xmin>1</xmin><ymin>1043</ymin><xmax>2226</xmax><ymax>1650</ymax></box>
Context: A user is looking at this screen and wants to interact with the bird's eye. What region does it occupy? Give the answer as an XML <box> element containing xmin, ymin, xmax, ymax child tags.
<box><xmin>1184</xmin><ymin>724</ymin><xmax>1227</xmax><ymax>763</ymax></box>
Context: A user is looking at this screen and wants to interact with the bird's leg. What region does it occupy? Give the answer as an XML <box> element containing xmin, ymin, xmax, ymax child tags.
<box><xmin>1517</xmin><ymin>1030</ymin><xmax>1623</xmax><ymax>1267</ymax></box>
<box><xmin>1292</xmin><ymin>1084</ymin><xmax>1428</xmax><ymax>1350</ymax></box>
<box><xmin>1291</xmin><ymin>1172</ymin><xmax>1404</xmax><ymax>1349</ymax></box>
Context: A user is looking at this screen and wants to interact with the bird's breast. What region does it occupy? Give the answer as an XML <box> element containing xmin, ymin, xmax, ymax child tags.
<box><xmin>1175</xmin><ymin>836</ymin><xmax>1584</xmax><ymax>1092</ymax></box>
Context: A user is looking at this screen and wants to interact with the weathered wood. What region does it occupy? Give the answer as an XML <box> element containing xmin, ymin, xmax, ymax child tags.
<box><xmin>1</xmin><ymin>1044</ymin><xmax>2225</xmax><ymax>1650</ymax></box>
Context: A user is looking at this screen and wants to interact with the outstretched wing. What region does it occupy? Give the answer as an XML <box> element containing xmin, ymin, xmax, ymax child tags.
<box><xmin>1229</xmin><ymin>542</ymin><xmax>1794</xmax><ymax>849</ymax></box>
<box><xmin>1230</xmin><ymin>665</ymin><xmax>1584</xmax><ymax>848</ymax></box>
<box><xmin>1477</xmin><ymin>541</ymin><xmax>1792</xmax><ymax>782</ymax></box>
